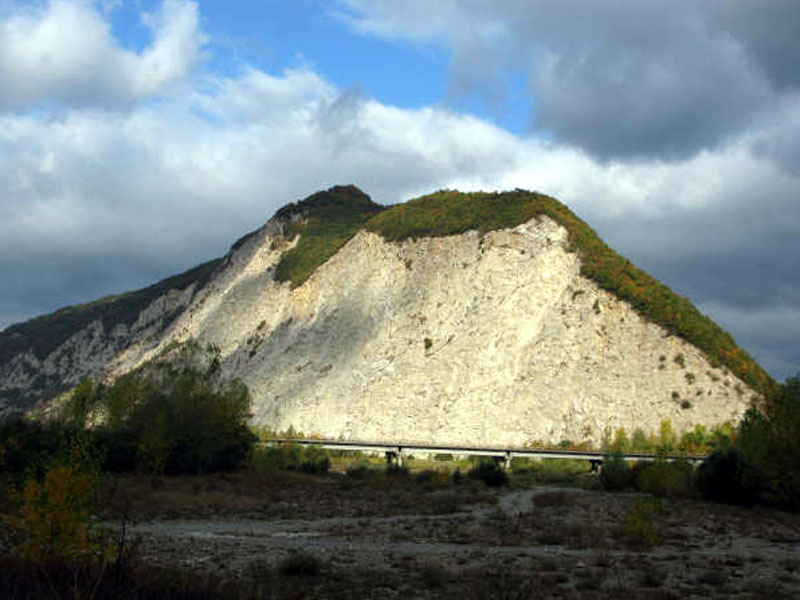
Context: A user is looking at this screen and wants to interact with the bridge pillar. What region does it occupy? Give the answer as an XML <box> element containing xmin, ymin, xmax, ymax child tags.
<box><xmin>589</xmin><ymin>459</ymin><xmax>603</xmax><ymax>473</ymax></box>
<box><xmin>385</xmin><ymin>449</ymin><xmax>404</xmax><ymax>467</ymax></box>
<box><xmin>492</xmin><ymin>455</ymin><xmax>512</xmax><ymax>471</ymax></box>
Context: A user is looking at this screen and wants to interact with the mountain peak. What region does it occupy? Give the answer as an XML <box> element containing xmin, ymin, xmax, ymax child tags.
<box><xmin>272</xmin><ymin>184</ymin><xmax>383</xmax><ymax>222</ymax></box>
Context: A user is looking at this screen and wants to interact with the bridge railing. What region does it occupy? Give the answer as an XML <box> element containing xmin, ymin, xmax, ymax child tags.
<box><xmin>261</xmin><ymin>438</ymin><xmax>708</xmax><ymax>470</ymax></box>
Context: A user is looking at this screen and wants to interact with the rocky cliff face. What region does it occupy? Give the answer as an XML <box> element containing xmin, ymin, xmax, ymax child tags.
<box><xmin>0</xmin><ymin>188</ymin><xmax>760</xmax><ymax>445</ymax></box>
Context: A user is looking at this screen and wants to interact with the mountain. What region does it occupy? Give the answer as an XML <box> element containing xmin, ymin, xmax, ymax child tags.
<box><xmin>0</xmin><ymin>186</ymin><xmax>775</xmax><ymax>445</ymax></box>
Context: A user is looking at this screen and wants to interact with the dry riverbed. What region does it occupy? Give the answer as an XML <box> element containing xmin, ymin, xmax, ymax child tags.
<box><xmin>96</xmin><ymin>471</ymin><xmax>800</xmax><ymax>599</ymax></box>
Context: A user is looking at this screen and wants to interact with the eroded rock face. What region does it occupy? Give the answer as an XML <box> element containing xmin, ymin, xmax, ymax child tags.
<box><xmin>0</xmin><ymin>285</ymin><xmax>198</xmax><ymax>417</ymax></box>
<box><xmin>1</xmin><ymin>215</ymin><xmax>754</xmax><ymax>444</ymax></box>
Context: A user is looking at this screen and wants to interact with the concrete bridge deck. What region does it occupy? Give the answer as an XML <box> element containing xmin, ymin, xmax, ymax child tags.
<box><xmin>263</xmin><ymin>438</ymin><xmax>708</xmax><ymax>470</ymax></box>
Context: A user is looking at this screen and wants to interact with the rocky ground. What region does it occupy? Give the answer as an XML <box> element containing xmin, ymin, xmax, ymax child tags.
<box><xmin>95</xmin><ymin>470</ymin><xmax>800</xmax><ymax>599</ymax></box>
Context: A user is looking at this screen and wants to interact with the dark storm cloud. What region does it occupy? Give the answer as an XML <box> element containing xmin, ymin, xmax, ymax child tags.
<box><xmin>589</xmin><ymin>181</ymin><xmax>800</xmax><ymax>380</ymax></box>
<box><xmin>507</xmin><ymin>1</ymin><xmax>771</xmax><ymax>160</ymax></box>
<box><xmin>343</xmin><ymin>0</ymin><xmax>800</xmax><ymax>162</ymax></box>
<box><xmin>712</xmin><ymin>0</ymin><xmax>800</xmax><ymax>90</ymax></box>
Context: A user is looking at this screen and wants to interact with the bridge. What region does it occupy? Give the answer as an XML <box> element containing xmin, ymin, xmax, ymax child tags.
<box><xmin>263</xmin><ymin>438</ymin><xmax>708</xmax><ymax>472</ymax></box>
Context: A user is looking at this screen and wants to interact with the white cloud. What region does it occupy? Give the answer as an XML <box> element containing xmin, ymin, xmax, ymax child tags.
<box><xmin>0</xmin><ymin>0</ymin><xmax>798</xmax><ymax>379</ymax></box>
<box><xmin>0</xmin><ymin>0</ymin><xmax>205</xmax><ymax>110</ymax></box>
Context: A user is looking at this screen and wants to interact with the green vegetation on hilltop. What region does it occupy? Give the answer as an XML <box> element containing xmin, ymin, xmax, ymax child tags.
<box><xmin>273</xmin><ymin>185</ymin><xmax>384</xmax><ymax>286</ymax></box>
<box><xmin>0</xmin><ymin>258</ymin><xmax>221</xmax><ymax>367</ymax></box>
<box><xmin>366</xmin><ymin>189</ymin><xmax>775</xmax><ymax>395</ymax></box>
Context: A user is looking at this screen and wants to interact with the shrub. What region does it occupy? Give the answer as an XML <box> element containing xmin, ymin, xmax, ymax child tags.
<box><xmin>696</xmin><ymin>447</ymin><xmax>762</xmax><ymax>506</ymax></box>
<box><xmin>736</xmin><ymin>376</ymin><xmax>800</xmax><ymax>510</ymax></box>
<box><xmin>345</xmin><ymin>463</ymin><xmax>372</xmax><ymax>479</ymax></box>
<box><xmin>0</xmin><ymin>418</ymin><xmax>86</xmax><ymax>477</ymax></box>
<box><xmin>84</xmin><ymin>346</ymin><xmax>257</xmax><ymax>476</ymax></box>
<box><xmin>468</xmin><ymin>459</ymin><xmax>509</xmax><ymax>487</ymax></box>
<box><xmin>451</xmin><ymin>467</ymin><xmax>464</xmax><ymax>484</ymax></box>
<box><xmin>622</xmin><ymin>499</ymin><xmax>663</xmax><ymax>549</ymax></box>
<box><xmin>615</xmin><ymin>429</ymin><xmax>632</xmax><ymax>452</ymax></box>
<box><xmin>3</xmin><ymin>464</ymin><xmax>105</xmax><ymax>562</ymax></box>
<box><xmin>415</xmin><ymin>469</ymin><xmax>437</xmax><ymax>483</ymax></box>
<box><xmin>657</xmin><ymin>419</ymin><xmax>677</xmax><ymax>453</ymax></box>
<box><xmin>631</xmin><ymin>428</ymin><xmax>650</xmax><ymax>452</ymax></box>
<box><xmin>633</xmin><ymin>460</ymin><xmax>694</xmax><ymax>498</ymax></box>
<box><xmin>698</xmin><ymin>375</ymin><xmax>800</xmax><ymax>510</ymax></box>
<box><xmin>385</xmin><ymin>463</ymin><xmax>410</xmax><ymax>477</ymax></box>
<box><xmin>599</xmin><ymin>452</ymin><xmax>631</xmax><ymax>491</ymax></box>
<box><xmin>2</xmin><ymin>429</ymin><xmax>106</xmax><ymax>564</ymax></box>
<box><xmin>278</xmin><ymin>551</ymin><xmax>322</xmax><ymax>577</ymax></box>
<box><xmin>299</xmin><ymin>446</ymin><xmax>331</xmax><ymax>474</ymax></box>
<box><xmin>249</xmin><ymin>443</ymin><xmax>330</xmax><ymax>475</ymax></box>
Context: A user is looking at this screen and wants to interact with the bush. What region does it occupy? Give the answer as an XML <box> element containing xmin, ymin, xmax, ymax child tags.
<box><xmin>696</xmin><ymin>447</ymin><xmax>762</xmax><ymax>506</ymax></box>
<box><xmin>622</xmin><ymin>499</ymin><xmax>663</xmax><ymax>549</ymax></box>
<box><xmin>2</xmin><ymin>426</ymin><xmax>107</xmax><ymax>564</ymax></box>
<box><xmin>415</xmin><ymin>469</ymin><xmax>437</xmax><ymax>483</ymax></box>
<box><xmin>3</xmin><ymin>464</ymin><xmax>105</xmax><ymax>562</ymax></box>
<box><xmin>92</xmin><ymin>347</ymin><xmax>256</xmax><ymax>475</ymax></box>
<box><xmin>468</xmin><ymin>459</ymin><xmax>509</xmax><ymax>487</ymax></box>
<box><xmin>249</xmin><ymin>443</ymin><xmax>330</xmax><ymax>475</ymax></box>
<box><xmin>345</xmin><ymin>463</ymin><xmax>372</xmax><ymax>479</ymax></box>
<box><xmin>385</xmin><ymin>463</ymin><xmax>409</xmax><ymax>477</ymax></box>
<box><xmin>299</xmin><ymin>446</ymin><xmax>331</xmax><ymax>474</ymax></box>
<box><xmin>599</xmin><ymin>452</ymin><xmax>631</xmax><ymax>491</ymax></box>
<box><xmin>278</xmin><ymin>551</ymin><xmax>322</xmax><ymax>577</ymax></box>
<box><xmin>0</xmin><ymin>418</ymin><xmax>87</xmax><ymax>477</ymax></box>
<box><xmin>633</xmin><ymin>459</ymin><xmax>694</xmax><ymax>498</ymax></box>
<box><xmin>698</xmin><ymin>374</ymin><xmax>800</xmax><ymax>510</ymax></box>
<box><xmin>10</xmin><ymin>343</ymin><xmax>259</xmax><ymax>478</ymax></box>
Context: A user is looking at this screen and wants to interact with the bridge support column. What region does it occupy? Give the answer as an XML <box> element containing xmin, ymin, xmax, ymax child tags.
<box><xmin>492</xmin><ymin>455</ymin><xmax>512</xmax><ymax>471</ymax></box>
<box><xmin>589</xmin><ymin>459</ymin><xmax>603</xmax><ymax>473</ymax></box>
<box><xmin>385</xmin><ymin>449</ymin><xmax>404</xmax><ymax>467</ymax></box>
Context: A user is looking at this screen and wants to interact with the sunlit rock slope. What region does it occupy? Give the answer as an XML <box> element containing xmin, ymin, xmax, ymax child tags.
<box><xmin>0</xmin><ymin>186</ymin><xmax>772</xmax><ymax>445</ymax></box>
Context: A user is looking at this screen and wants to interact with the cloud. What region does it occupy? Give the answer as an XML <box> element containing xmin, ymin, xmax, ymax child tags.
<box><xmin>697</xmin><ymin>303</ymin><xmax>800</xmax><ymax>383</ymax></box>
<box><xmin>0</xmin><ymin>0</ymin><xmax>205</xmax><ymax>110</ymax></box>
<box><xmin>0</xmin><ymin>1</ymin><xmax>797</xmax><ymax>380</ymax></box>
<box><xmin>337</xmin><ymin>0</ymin><xmax>800</xmax><ymax>163</ymax></box>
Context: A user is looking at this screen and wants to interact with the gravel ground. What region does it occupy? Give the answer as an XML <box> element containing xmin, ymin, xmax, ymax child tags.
<box><xmin>100</xmin><ymin>480</ymin><xmax>800</xmax><ymax>599</ymax></box>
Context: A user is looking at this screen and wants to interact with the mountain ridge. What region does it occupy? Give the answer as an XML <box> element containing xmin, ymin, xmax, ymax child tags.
<box><xmin>0</xmin><ymin>186</ymin><xmax>775</xmax><ymax>435</ymax></box>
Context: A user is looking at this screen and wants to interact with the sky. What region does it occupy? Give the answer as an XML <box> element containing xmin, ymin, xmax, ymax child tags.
<box><xmin>0</xmin><ymin>0</ymin><xmax>798</xmax><ymax>381</ymax></box>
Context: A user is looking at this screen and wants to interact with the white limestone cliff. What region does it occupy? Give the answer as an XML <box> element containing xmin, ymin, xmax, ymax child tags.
<box><xmin>71</xmin><ymin>214</ymin><xmax>755</xmax><ymax>447</ymax></box>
